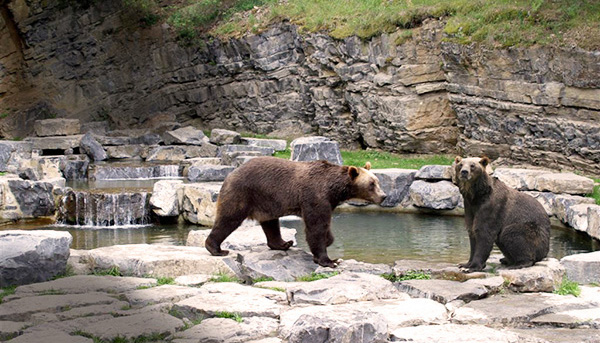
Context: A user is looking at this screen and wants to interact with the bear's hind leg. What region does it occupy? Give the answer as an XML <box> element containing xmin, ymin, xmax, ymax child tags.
<box><xmin>205</xmin><ymin>212</ymin><xmax>247</xmax><ymax>256</ymax></box>
<box><xmin>497</xmin><ymin>223</ymin><xmax>538</xmax><ymax>269</ymax></box>
<box><xmin>260</xmin><ymin>219</ymin><xmax>293</xmax><ymax>251</ymax></box>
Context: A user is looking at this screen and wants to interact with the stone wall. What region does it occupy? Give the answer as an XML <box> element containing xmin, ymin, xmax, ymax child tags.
<box><xmin>1</xmin><ymin>0</ymin><xmax>599</xmax><ymax>172</ymax></box>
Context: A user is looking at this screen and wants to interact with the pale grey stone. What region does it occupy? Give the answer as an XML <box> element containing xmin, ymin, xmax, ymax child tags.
<box><xmin>287</xmin><ymin>272</ymin><xmax>401</xmax><ymax>305</ymax></box>
<box><xmin>6</xmin><ymin>328</ymin><xmax>93</xmax><ymax>343</ymax></box>
<box><xmin>0</xmin><ymin>321</ymin><xmax>29</xmax><ymax>341</ymax></box>
<box><xmin>187</xmin><ymin>164</ymin><xmax>235</xmax><ymax>182</ymax></box>
<box><xmin>174</xmin><ymin>274</ymin><xmax>212</xmax><ymax>286</ymax></box>
<box><xmin>88</xmin><ymin>163</ymin><xmax>181</xmax><ymax>180</ymax></box>
<box><xmin>315</xmin><ymin>259</ymin><xmax>393</xmax><ymax>275</ymax></box>
<box><xmin>493</xmin><ymin>168</ymin><xmax>549</xmax><ymax>191</ymax></box>
<box><xmin>236</xmin><ymin>248</ymin><xmax>317</xmax><ymax>282</ymax></box>
<box><xmin>150</xmin><ymin>180</ymin><xmax>184</xmax><ymax>217</ymax></box>
<box><xmin>531</xmin><ymin>308</ymin><xmax>600</xmax><ymax>328</ymax></box>
<box><xmin>80</xmin><ymin>133</ymin><xmax>107</xmax><ymax>161</ymax></box>
<box><xmin>560</xmin><ymin>251</ymin><xmax>600</xmax><ymax>285</ymax></box>
<box><xmin>181</xmin><ymin>182</ymin><xmax>221</xmax><ymax>226</ymax></box>
<box><xmin>124</xmin><ymin>285</ymin><xmax>203</xmax><ymax>307</ymax></box>
<box><xmin>409</xmin><ymin>180</ymin><xmax>462</xmax><ymax>210</ymax></box>
<box><xmin>509</xmin><ymin>327</ymin><xmax>600</xmax><ymax>343</ymax></box>
<box><xmin>59</xmin><ymin>155</ymin><xmax>89</xmax><ymax>180</ymax></box>
<box><xmin>56</xmin><ymin>301</ymin><xmax>130</xmax><ymax>320</ymax></box>
<box><xmin>173</xmin><ymin>317</ymin><xmax>278</xmax><ymax>343</ymax></box>
<box><xmin>0</xmin><ymin>230</ymin><xmax>72</xmax><ymax>287</ymax></box>
<box><xmin>0</xmin><ymin>292</ymin><xmax>120</xmax><ymax>321</ymax></box>
<box><xmin>0</xmin><ymin>141</ymin><xmax>33</xmax><ymax>173</ymax></box>
<box><xmin>534</xmin><ymin>173</ymin><xmax>595</xmax><ymax>195</ymax></box>
<box><xmin>390</xmin><ymin>324</ymin><xmax>540</xmax><ymax>343</ymax></box>
<box><xmin>566</xmin><ymin>204</ymin><xmax>596</xmax><ymax>233</ymax></box>
<box><xmin>186</xmin><ymin>225</ymin><xmax>297</xmax><ymax>251</ymax></box>
<box><xmin>588</xmin><ymin>205</ymin><xmax>600</xmax><ymax>240</ymax></box>
<box><xmin>14</xmin><ymin>275</ymin><xmax>156</xmax><ymax>295</ymax></box>
<box><xmin>553</xmin><ymin>194</ymin><xmax>596</xmax><ymax>223</ymax></box>
<box><xmin>242</xmin><ymin>137</ymin><xmax>287</xmax><ymax>151</ymax></box>
<box><xmin>86</xmin><ymin>244</ymin><xmax>239</xmax><ymax>278</ymax></box>
<box><xmin>146</xmin><ymin>145</ymin><xmax>218</xmax><ymax>161</ymax></box>
<box><xmin>209</xmin><ymin>128</ymin><xmax>242</xmax><ymax>145</ymax></box>
<box><xmin>25</xmin><ymin>135</ymin><xmax>83</xmax><ymax>151</ymax></box>
<box><xmin>81</xmin><ymin>312</ymin><xmax>184</xmax><ymax>340</ymax></box>
<box><xmin>34</xmin><ymin>119</ymin><xmax>81</xmax><ymax>137</ymax></box>
<box><xmin>372</xmin><ymin>168</ymin><xmax>416</xmax><ymax>207</ymax></box>
<box><xmin>164</xmin><ymin>126</ymin><xmax>208</xmax><ymax>145</ymax></box>
<box><xmin>397</xmin><ymin>279</ymin><xmax>489</xmax><ymax>304</ymax></box>
<box><xmin>172</xmin><ymin>283</ymin><xmax>285</xmax><ymax>319</ymax></box>
<box><xmin>499</xmin><ymin>258</ymin><xmax>565</xmax><ymax>293</ymax></box>
<box><xmin>290</xmin><ymin>136</ymin><xmax>343</xmax><ymax>165</ymax></box>
<box><xmin>415</xmin><ymin>165</ymin><xmax>452</xmax><ymax>181</ymax></box>
<box><xmin>105</xmin><ymin>144</ymin><xmax>147</xmax><ymax>159</ymax></box>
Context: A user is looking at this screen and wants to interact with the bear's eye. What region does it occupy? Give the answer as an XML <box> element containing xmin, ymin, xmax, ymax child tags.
<box><xmin>470</xmin><ymin>164</ymin><xmax>475</xmax><ymax>170</ymax></box>
<box><xmin>369</xmin><ymin>181</ymin><xmax>375</xmax><ymax>189</ymax></box>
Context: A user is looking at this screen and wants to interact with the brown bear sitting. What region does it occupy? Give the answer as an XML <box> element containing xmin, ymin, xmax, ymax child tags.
<box><xmin>452</xmin><ymin>156</ymin><xmax>550</xmax><ymax>272</ymax></box>
<box><xmin>205</xmin><ymin>156</ymin><xmax>387</xmax><ymax>267</ymax></box>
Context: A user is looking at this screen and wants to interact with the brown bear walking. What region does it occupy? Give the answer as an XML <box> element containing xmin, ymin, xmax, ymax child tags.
<box><xmin>452</xmin><ymin>156</ymin><xmax>550</xmax><ymax>272</ymax></box>
<box><xmin>205</xmin><ymin>156</ymin><xmax>386</xmax><ymax>267</ymax></box>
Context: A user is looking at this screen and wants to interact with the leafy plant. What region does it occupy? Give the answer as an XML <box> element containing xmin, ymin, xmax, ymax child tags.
<box><xmin>215</xmin><ymin>311</ymin><xmax>243</xmax><ymax>323</ymax></box>
<box><xmin>554</xmin><ymin>276</ymin><xmax>581</xmax><ymax>297</ymax></box>
<box><xmin>381</xmin><ymin>270</ymin><xmax>431</xmax><ymax>282</ymax></box>
<box><xmin>157</xmin><ymin>276</ymin><xmax>175</xmax><ymax>285</ymax></box>
<box><xmin>93</xmin><ymin>266</ymin><xmax>122</xmax><ymax>277</ymax></box>
<box><xmin>295</xmin><ymin>271</ymin><xmax>339</xmax><ymax>282</ymax></box>
<box><xmin>209</xmin><ymin>273</ymin><xmax>242</xmax><ymax>283</ymax></box>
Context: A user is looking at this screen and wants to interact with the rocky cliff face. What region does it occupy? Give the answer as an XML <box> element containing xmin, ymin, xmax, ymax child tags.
<box><xmin>1</xmin><ymin>0</ymin><xmax>599</xmax><ymax>173</ymax></box>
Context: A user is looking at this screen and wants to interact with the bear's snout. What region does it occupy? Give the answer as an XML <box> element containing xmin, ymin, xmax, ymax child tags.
<box><xmin>460</xmin><ymin>169</ymin><xmax>470</xmax><ymax>179</ymax></box>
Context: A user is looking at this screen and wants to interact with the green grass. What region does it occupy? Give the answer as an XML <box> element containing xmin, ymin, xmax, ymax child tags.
<box><xmin>0</xmin><ymin>286</ymin><xmax>16</xmax><ymax>304</ymax></box>
<box><xmin>93</xmin><ymin>266</ymin><xmax>122</xmax><ymax>277</ymax></box>
<box><xmin>157</xmin><ymin>276</ymin><xmax>175</xmax><ymax>285</ymax></box>
<box><xmin>381</xmin><ymin>270</ymin><xmax>431</xmax><ymax>282</ymax></box>
<box><xmin>554</xmin><ymin>276</ymin><xmax>581</xmax><ymax>297</ymax></box>
<box><xmin>295</xmin><ymin>271</ymin><xmax>339</xmax><ymax>282</ymax></box>
<box><xmin>209</xmin><ymin>273</ymin><xmax>242</xmax><ymax>283</ymax></box>
<box><xmin>588</xmin><ymin>178</ymin><xmax>600</xmax><ymax>205</ymax></box>
<box><xmin>251</xmin><ymin>276</ymin><xmax>275</xmax><ymax>283</ymax></box>
<box><xmin>215</xmin><ymin>311</ymin><xmax>243</xmax><ymax>323</ymax></box>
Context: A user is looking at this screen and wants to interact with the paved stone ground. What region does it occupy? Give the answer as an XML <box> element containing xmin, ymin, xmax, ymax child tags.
<box><xmin>2</xmin><ymin>254</ymin><xmax>600</xmax><ymax>343</ymax></box>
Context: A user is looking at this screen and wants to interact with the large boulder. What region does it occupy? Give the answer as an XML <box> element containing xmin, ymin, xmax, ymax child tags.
<box><xmin>290</xmin><ymin>136</ymin><xmax>343</xmax><ymax>165</ymax></box>
<box><xmin>149</xmin><ymin>180</ymin><xmax>184</xmax><ymax>217</ymax></box>
<box><xmin>34</xmin><ymin>119</ymin><xmax>80</xmax><ymax>137</ymax></box>
<box><xmin>493</xmin><ymin>168</ymin><xmax>548</xmax><ymax>190</ymax></box>
<box><xmin>163</xmin><ymin>126</ymin><xmax>208</xmax><ymax>145</ymax></box>
<box><xmin>0</xmin><ymin>178</ymin><xmax>55</xmax><ymax>219</ymax></box>
<box><xmin>499</xmin><ymin>258</ymin><xmax>565</xmax><ymax>292</ymax></box>
<box><xmin>415</xmin><ymin>165</ymin><xmax>452</xmax><ymax>181</ymax></box>
<box><xmin>0</xmin><ymin>230</ymin><xmax>72</xmax><ymax>287</ymax></box>
<box><xmin>560</xmin><ymin>251</ymin><xmax>600</xmax><ymax>284</ymax></box>
<box><xmin>372</xmin><ymin>169</ymin><xmax>416</xmax><ymax>207</ymax></box>
<box><xmin>187</xmin><ymin>165</ymin><xmax>235</xmax><ymax>182</ymax></box>
<box><xmin>409</xmin><ymin>180</ymin><xmax>462</xmax><ymax>210</ymax></box>
<box><xmin>146</xmin><ymin>145</ymin><xmax>218</xmax><ymax>161</ymax></box>
<box><xmin>0</xmin><ymin>141</ymin><xmax>33</xmax><ymax>173</ymax></box>
<box><xmin>588</xmin><ymin>205</ymin><xmax>600</xmax><ymax>240</ymax></box>
<box><xmin>79</xmin><ymin>133</ymin><xmax>107</xmax><ymax>161</ymax></box>
<box><xmin>236</xmin><ymin>248</ymin><xmax>317</xmax><ymax>282</ymax></box>
<box><xmin>181</xmin><ymin>183</ymin><xmax>221</xmax><ymax>226</ymax></box>
<box><xmin>553</xmin><ymin>194</ymin><xmax>595</xmax><ymax>223</ymax></box>
<box><xmin>534</xmin><ymin>173</ymin><xmax>595</xmax><ymax>195</ymax></box>
<box><xmin>565</xmin><ymin>204</ymin><xmax>597</xmax><ymax>233</ymax></box>
<box><xmin>210</xmin><ymin>129</ymin><xmax>242</xmax><ymax>145</ymax></box>
<box><xmin>59</xmin><ymin>155</ymin><xmax>89</xmax><ymax>180</ymax></box>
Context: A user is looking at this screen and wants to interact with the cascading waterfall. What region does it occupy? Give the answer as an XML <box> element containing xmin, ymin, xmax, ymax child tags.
<box><xmin>89</xmin><ymin>164</ymin><xmax>182</xmax><ymax>180</ymax></box>
<box><xmin>57</xmin><ymin>189</ymin><xmax>150</xmax><ymax>227</ymax></box>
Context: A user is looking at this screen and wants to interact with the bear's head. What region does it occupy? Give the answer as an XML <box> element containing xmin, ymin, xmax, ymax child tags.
<box><xmin>348</xmin><ymin>162</ymin><xmax>387</xmax><ymax>204</ymax></box>
<box><xmin>452</xmin><ymin>156</ymin><xmax>491</xmax><ymax>185</ymax></box>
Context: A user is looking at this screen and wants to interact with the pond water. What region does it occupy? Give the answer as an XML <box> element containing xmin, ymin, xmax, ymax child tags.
<box><xmin>7</xmin><ymin>212</ymin><xmax>599</xmax><ymax>265</ymax></box>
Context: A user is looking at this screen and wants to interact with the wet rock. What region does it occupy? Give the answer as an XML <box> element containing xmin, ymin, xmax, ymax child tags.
<box><xmin>372</xmin><ymin>169</ymin><xmax>416</xmax><ymax>207</ymax></box>
<box><xmin>396</xmin><ymin>279</ymin><xmax>489</xmax><ymax>304</ymax></box>
<box><xmin>287</xmin><ymin>272</ymin><xmax>401</xmax><ymax>305</ymax></box>
<box><xmin>451</xmin><ymin>292</ymin><xmax>598</xmax><ymax>325</ymax></box>
<box><xmin>242</xmin><ymin>137</ymin><xmax>287</xmax><ymax>151</ymax></box>
<box><xmin>493</xmin><ymin>168</ymin><xmax>549</xmax><ymax>191</ymax></box>
<box><xmin>560</xmin><ymin>251</ymin><xmax>600</xmax><ymax>284</ymax></box>
<box><xmin>124</xmin><ymin>285</ymin><xmax>204</xmax><ymax>307</ymax></box>
<box><xmin>6</xmin><ymin>328</ymin><xmax>93</xmax><ymax>343</ymax></box>
<box><xmin>409</xmin><ymin>180</ymin><xmax>462</xmax><ymax>210</ymax></box>
<box><xmin>0</xmin><ymin>230</ymin><xmax>72</xmax><ymax>287</ymax></box>
<box><xmin>553</xmin><ymin>194</ymin><xmax>596</xmax><ymax>223</ymax></box>
<box><xmin>34</xmin><ymin>119</ymin><xmax>81</xmax><ymax>137</ymax></box>
<box><xmin>209</xmin><ymin>128</ymin><xmax>242</xmax><ymax>145</ymax></box>
<box><xmin>499</xmin><ymin>258</ymin><xmax>565</xmax><ymax>293</ymax></box>
<box><xmin>150</xmin><ymin>180</ymin><xmax>184</xmax><ymax>217</ymax></box>
<box><xmin>281</xmin><ymin>306</ymin><xmax>388</xmax><ymax>343</ymax></box>
<box><xmin>415</xmin><ymin>165</ymin><xmax>452</xmax><ymax>181</ymax></box>
<box><xmin>187</xmin><ymin>164</ymin><xmax>235</xmax><ymax>182</ymax></box>
<box><xmin>88</xmin><ymin>163</ymin><xmax>181</xmax><ymax>180</ymax></box>
<box><xmin>172</xmin><ymin>317</ymin><xmax>278</xmax><ymax>343</ymax></box>
<box><xmin>588</xmin><ymin>205</ymin><xmax>600</xmax><ymax>240</ymax></box>
<box><xmin>236</xmin><ymin>248</ymin><xmax>317</xmax><ymax>282</ymax></box>
<box><xmin>79</xmin><ymin>133</ymin><xmax>107</xmax><ymax>161</ymax></box>
<box><xmin>59</xmin><ymin>155</ymin><xmax>89</xmax><ymax>180</ymax></box>
<box><xmin>86</xmin><ymin>244</ymin><xmax>240</xmax><ymax>278</ymax></box>
<box><xmin>6</xmin><ymin>179</ymin><xmax>55</xmax><ymax>218</ymax></box>
<box><xmin>163</xmin><ymin>126</ymin><xmax>208</xmax><ymax>146</ymax></box>
<box><xmin>181</xmin><ymin>182</ymin><xmax>221</xmax><ymax>226</ymax></box>
<box><xmin>80</xmin><ymin>312</ymin><xmax>184</xmax><ymax>341</ymax></box>
<box><xmin>534</xmin><ymin>173</ymin><xmax>594</xmax><ymax>195</ymax></box>
<box><xmin>172</xmin><ymin>283</ymin><xmax>286</xmax><ymax>319</ymax></box>
<box><xmin>290</xmin><ymin>136</ymin><xmax>343</xmax><ymax>165</ymax></box>
<box><xmin>0</xmin><ymin>292</ymin><xmax>120</xmax><ymax>321</ymax></box>
<box><xmin>390</xmin><ymin>324</ymin><xmax>540</xmax><ymax>343</ymax></box>
<box><xmin>316</xmin><ymin>259</ymin><xmax>393</xmax><ymax>275</ymax></box>
<box><xmin>14</xmin><ymin>275</ymin><xmax>156</xmax><ymax>296</ymax></box>
<box><xmin>187</xmin><ymin>225</ymin><xmax>297</xmax><ymax>251</ymax></box>
<box><xmin>146</xmin><ymin>145</ymin><xmax>218</xmax><ymax>161</ymax></box>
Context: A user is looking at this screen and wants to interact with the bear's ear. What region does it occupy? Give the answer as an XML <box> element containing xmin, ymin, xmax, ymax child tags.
<box><xmin>348</xmin><ymin>166</ymin><xmax>360</xmax><ymax>180</ymax></box>
<box><xmin>364</xmin><ymin>162</ymin><xmax>371</xmax><ymax>170</ymax></box>
<box><xmin>480</xmin><ymin>156</ymin><xmax>490</xmax><ymax>167</ymax></box>
<box><xmin>454</xmin><ymin>156</ymin><xmax>462</xmax><ymax>164</ymax></box>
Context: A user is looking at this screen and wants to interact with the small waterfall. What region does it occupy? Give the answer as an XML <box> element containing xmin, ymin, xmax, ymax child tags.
<box><xmin>89</xmin><ymin>164</ymin><xmax>182</xmax><ymax>180</ymax></box>
<box><xmin>57</xmin><ymin>189</ymin><xmax>150</xmax><ymax>227</ymax></box>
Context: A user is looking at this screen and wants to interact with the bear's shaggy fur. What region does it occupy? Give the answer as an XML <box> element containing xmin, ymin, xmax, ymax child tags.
<box><xmin>205</xmin><ymin>156</ymin><xmax>386</xmax><ymax>267</ymax></box>
<box><xmin>452</xmin><ymin>156</ymin><xmax>550</xmax><ymax>272</ymax></box>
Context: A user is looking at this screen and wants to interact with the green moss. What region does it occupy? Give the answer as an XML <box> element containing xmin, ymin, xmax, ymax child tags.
<box><xmin>587</xmin><ymin>179</ymin><xmax>600</xmax><ymax>205</ymax></box>
<box><xmin>381</xmin><ymin>270</ymin><xmax>431</xmax><ymax>282</ymax></box>
<box><xmin>0</xmin><ymin>286</ymin><xmax>16</xmax><ymax>304</ymax></box>
<box><xmin>209</xmin><ymin>273</ymin><xmax>242</xmax><ymax>283</ymax></box>
<box><xmin>554</xmin><ymin>276</ymin><xmax>581</xmax><ymax>297</ymax></box>
<box><xmin>295</xmin><ymin>271</ymin><xmax>339</xmax><ymax>282</ymax></box>
<box><xmin>93</xmin><ymin>266</ymin><xmax>122</xmax><ymax>277</ymax></box>
<box><xmin>157</xmin><ymin>276</ymin><xmax>175</xmax><ymax>285</ymax></box>
<box><xmin>215</xmin><ymin>311</ymin><xmax>243</xmax><ymax>322</ymax></box>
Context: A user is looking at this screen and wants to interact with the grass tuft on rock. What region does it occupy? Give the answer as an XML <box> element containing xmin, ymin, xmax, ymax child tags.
<box><xmin>554</xmin><ymin>276</ymin><xmax>581</xmax><ymax>297</ymax></box>
<box><xmin>0</xmin><ymin>286</ymin><xmax>16</xmax><ymax>304</ymax></box>
<box><xmin>295</xmin><ymin>271</ymin><xmax>339</xmax><ymax>282</ymax></box>
<box><xmin>381</xmin><ymin>270</ymin><xmax>431</xmax><ymax>282</ymax></box>
<box><xmin>209</xmin><ymin>273</ymin><xmax>242</xmax><ymax>283</ymax></box>
<box><xmin>215</xmin><ymin>311</ymin><xmax>243</xmax><ymax>323</ymax></box>
<box><xmin>93</xmin><ymin>266</ymin><xmax>122</xmax><ymax>277</ymax></box>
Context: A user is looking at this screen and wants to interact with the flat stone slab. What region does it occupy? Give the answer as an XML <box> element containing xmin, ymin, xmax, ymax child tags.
<box><xmin>565</xmin><ymin>203</ymin><xmax>596</xmax><ymax>233</ymax></box>
<box><xmin>7</xmin><ymin>328</ymin><xmax>93</xmax><ymax>343</ymax></box>
<box><xmin>172</xmin><ymin>282</ymin><xmax>286</xmax><ymax>319</ymax></box>
<box><xmin>396</xmin><ymin>279</ymin><xmax>489</xmax><ymax>304</ymax></box>
<box><xmin>0</xmin><ymin>292</ymin><xmax>120</xmax><ymax>321</ymax></box>
<box><xmin>14</xmin><ymin>275</ymin><xmax>157</xmax><ymax>296</ymax></box>
<box><xmin>164</xmin><ymin>126</ymin><xmax>208</xmax><ymax>146</ymax></box>
<box><xmin>25</xmin><ymin>135</ymin><xmax>83</xmax><ymax>150</ymax></box>
<box><xmin>415</xmin><ymin>165</ymin><xmax>452</xmax><ymax>181</ymax></box>
<box><xmin>0</xmin><ymin>321</ymin><xmax>29</xmax><ymax>341</ymax></box>
<box><xmin>236</xmin><ymin>247</ymin><xmax>318</xmax><ymax>282</ymax></box>
<box><xmin>534</xmin><ymin>173</ymin><xmax>594</xmax><ymax>195</ymax></box>
<box><xmin>390</xmin><ymin>324</ymin><xmax>541</xmax><ymax>343</ymax></box>
<box><xmin>493</xmin><ymin>168</ymin><xmax>548</xmax><ymax>190</ymax></box>
<box><xmin>86</xmin><ymin>244</ymin><xmax>239</xmax><ymax>278</ymax></box>
<box><xmin>287</xmin><ymin>272</ymin><xmax>402</xmax><ymax>305</ymax></box>
<box><xmin>242</xmin><ymin>137</ymin><xmax>287</xmax><ymax>151</ymax></box>
<box><xmin>560</xmin><ymin>251</ymin><xmax>600</xmax><ymax>284</ymax></box>
<box><xmin>174</xmin><ymin>274</ymin><xmax>212</xmax><ymax>286</ymax></box>
<box><xmin>531</xmin><ymin>307</ymin><xmax>600</xmax><ymax>327</ymax></box>
<box><xmin>409</xmin><ymin>180</ymin><xmax>462</xmax><ymax>210</ymax></box>
<box><xmin>187</xmin><ymin>164</ymin><xmax>235</xmax><ymax>182</ymax></box>
<box><xmin>451</xmin><ymin>293</ymin><xmax>598</xmax><ymax>325</ymax></box>
<box><xmin>172</xmin><ymin>317</ymin><xmax>278</xmax><ymax>343</ymax></box>
<box><xmin>80</xmin><ymin>312</ymin><xmax>184</xmax><ymax>340</ymax></box>
<box><xmin>55</xmin><ymin>301</ymin><xmax>130</xmax><ymax>321</ymax></box>
<box><xmin>509</xmin><ymin>327</ymin><xmax>600</xmax><ymax>343</ymax></box>
<box><xmin>315</xmin><ymin>259</ymin><xmax>393</xmax><ymax>275</ymax></box>
<box><xmin>124</xmin><ymin>285</ymin><xmax>204</xmax><ymax>307</ymax></box>
<box><xmin>209</xmin><ymin>128</ymin><xmax>241</xmax><ymax>145</ymax></box>
<box><xmin>187</xmin><ymin>225</ymin><xmax>297</xmax><ymax>251</ymax></box>
<box><xmin>499</xmin><ymin>258</ymin><xmax>565</xmax><ymax>293</ymax></box>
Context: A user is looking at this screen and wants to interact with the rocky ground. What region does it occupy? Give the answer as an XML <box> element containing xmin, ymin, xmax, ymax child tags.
<box><xmin>2</xmin><ymin>226</ymin><xmax>600</xmax><ymax>343</ymax></box>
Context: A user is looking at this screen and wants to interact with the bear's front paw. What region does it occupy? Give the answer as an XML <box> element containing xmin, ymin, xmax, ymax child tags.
<box><xmin>458</xmin><ymin>262</ymin><xmax>472</xmax><ymax>269</ymax></box>
<box><xmin>460</xmin><ymin>264</ymin><xmax>485</xmax><ymax>273</ymax></box>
